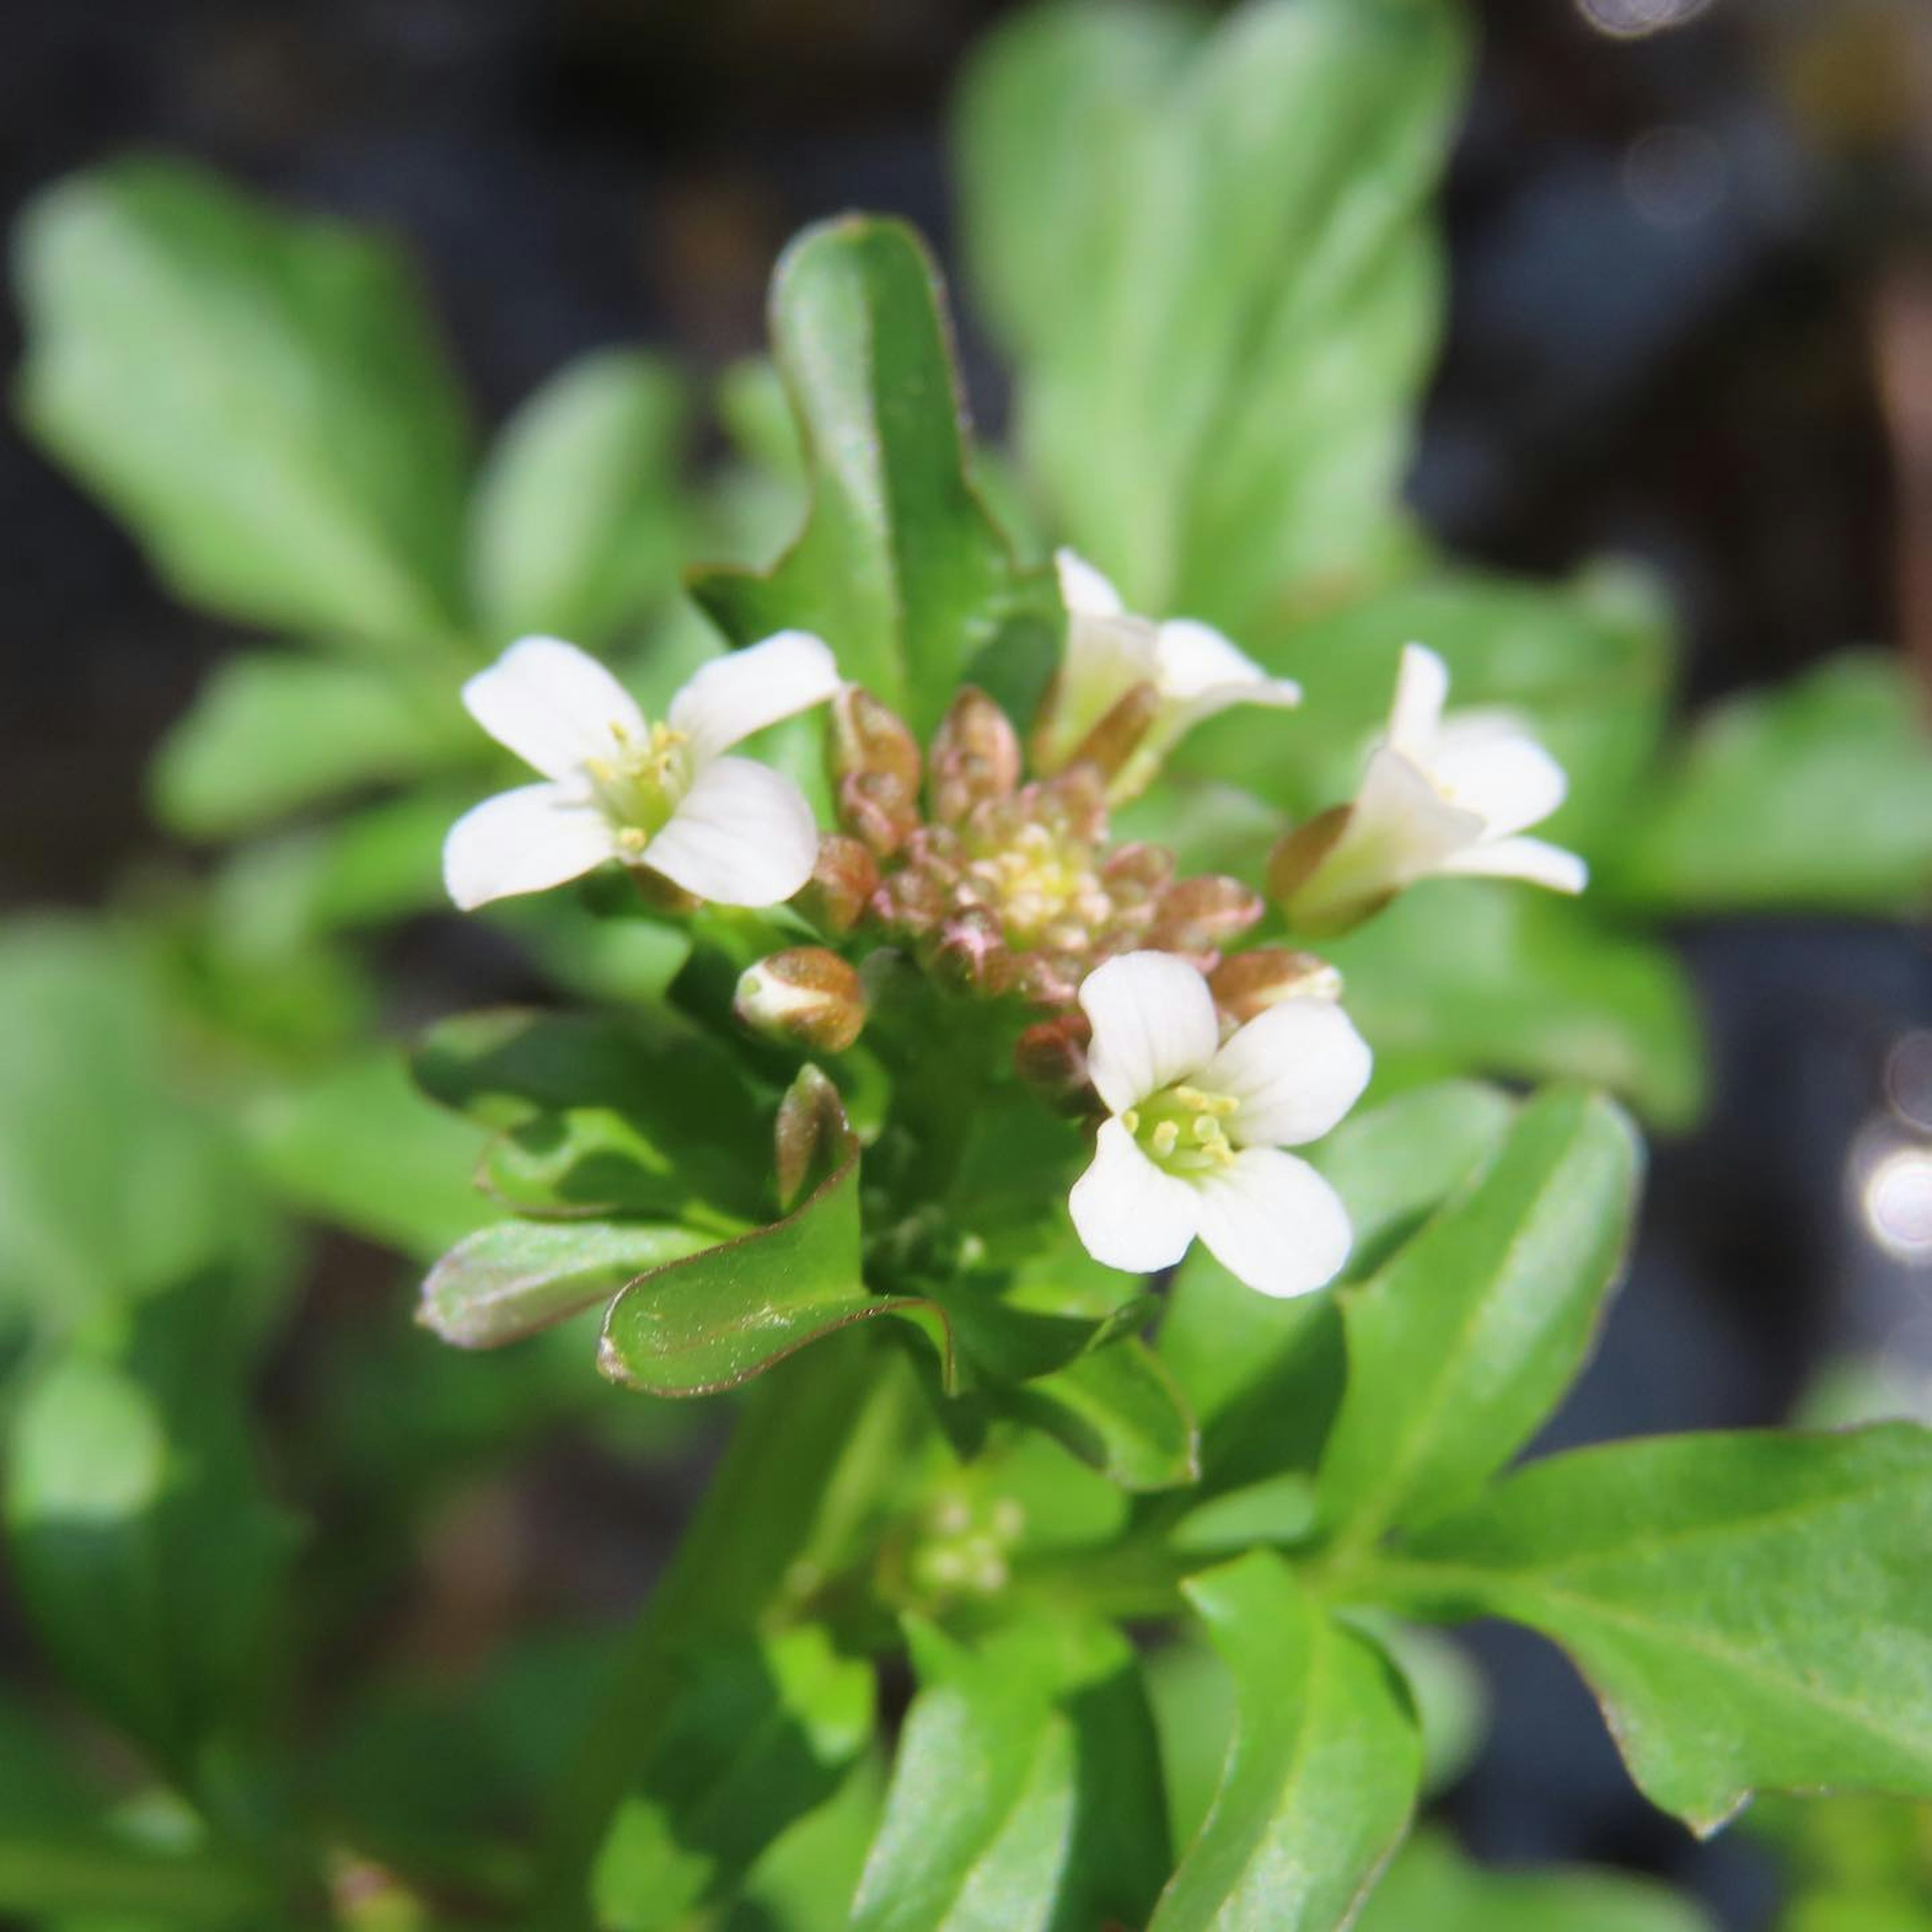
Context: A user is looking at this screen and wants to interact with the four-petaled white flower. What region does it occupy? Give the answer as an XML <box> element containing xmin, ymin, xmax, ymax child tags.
<box><xmin>1068</xmin><ymin>951</ymin><xmax>1371</xmax><ymax>1299</ymax></box>
<box><xmin>1034</xmin><ymin>550</ymin><xmax>1303</xmax><ymax>797</ymax></box>
<box><xmin>1274</xmin><ymin>642</ymin><xmax>1587</xmax><ymax>935</ymax></box>
<box><xmin>444</xmin><ymin>631</ymin><xmax>842</xmax><ymax>911</ymax></box>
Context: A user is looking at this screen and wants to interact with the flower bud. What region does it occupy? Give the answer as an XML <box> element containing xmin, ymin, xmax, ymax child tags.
<box><xmin>1210</xmin><ymin>947</ymin><xmax>1343</xmax><ymax>1024</ymax></box>
<box><xmin>927</xmin><ymin>907</ymin><xmax>1014</xmax><ymax>995</ymax></box>
<box><xmin>735</xmin><ymin>948</ymin><xmax>867</xmax><ymax>1053</ymax></box>
<box><xmin>794</xmin><ymin>835</ymin><xmax>879</xmax><ymax>934</ymax></box>
<box><xmin>930</xmin><ymin>687</ymin><xmax>1022</xmax><ymax>824</ymax></box>
<box><xmin>774</xmin><ymin>1063</ymin><xmax>854</xmax><ymax>1211</ymax></box>
<box><xmin>831</xmin><ymin>688</ymin><xmax>923</xmax><ymax>856</ymax></box>
<box><xmin>1147</xmin><ymin>875</ymin><xmax>1265</xmax><ymax>961</ymax></box>
<box><xmin>1014</xmin><ymin>1011</ymin><xmax>1094</xmax><ymax>1107</ymax></box>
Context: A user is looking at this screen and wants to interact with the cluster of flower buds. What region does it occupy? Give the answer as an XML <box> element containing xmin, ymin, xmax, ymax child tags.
<box><xmin>820</xmin><ymin>683</ymin><xmax>1264</xmax><ymax>1010</ymax></box>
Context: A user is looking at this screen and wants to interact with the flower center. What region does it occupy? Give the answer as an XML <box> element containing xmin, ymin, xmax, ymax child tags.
<box><xmin>1120</xmin><ymin>1082</ymin><xmax>1239</xmax><ymax>1178</ymax></box>
<box><xmin>582</xmin><ymin>719</ymin><xmax>690</xmax><ymax>855</ymax></box>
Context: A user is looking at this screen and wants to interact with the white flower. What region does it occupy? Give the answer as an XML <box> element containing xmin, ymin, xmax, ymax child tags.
<box><xmin>1067</xmin><ymin>951</ymin><xmax>1370</xmax><ymax>1299</ymax></box>
<box><xmin>1033</xmin><ymin>550</ymin><xmax>1302</xmax><ymax>798</ymax></box>
<box><xmin>444</xmin><ymin>632</ymin><xmax>842</xmax><ymax>911</ymax></box>
<box><xmin>1274</xmin><ymin>642</ymin><xmax>1587</xmax><ymax>934</ymax></box>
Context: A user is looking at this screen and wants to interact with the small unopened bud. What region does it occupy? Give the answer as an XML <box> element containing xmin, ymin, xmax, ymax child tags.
<box><xmin>930</xmin><ymin>687</ymin><xmax>1022</xmax><ymax>824</ymax></box>
<box><xmin>927</xmin><ymin>908</ymin><xmax>1014</xmax><ymax>995</ymax></box>
<box><xmin>1014</xmin><ymin>1011</ymin><xmax>1094</xmax><ymax>1106</ymax></box>
<box><xmin>794</xmin><ymin>835</ymin><xmax>879</xmax><ymax>934</ymax></box>
<box><xmin>774</xmin><ymin>1064</ymin><xmax>854</xmax><ymax>1210</ymax></box>
<box><xmin>1101</xmin><ymin>841</ymin><xmax>1176</xmax><ymax>907</ymax></box>
<box><xmin>1148</xmin><ymin>875</ymin><xmax>1265</xmax><ymax>960</ymax></box>
<box><xmin>1063</xmin><ymin>680</ymin><xmax>1160</xmax><ymax>788</ymax></box>
<box><xmin>735</xmin><ymin>948</ymin><xmax>867</xmax><ymax>1052</ymax></box>
<box><xmin>831</xmin><ymin>688</ymin><xmax>923</xmax><ymax>856</ymax></box>
<box><xmin>1210</xmin><ymin>947</ymin><xmax>1343</xmax><ymax>1024</ymax></box>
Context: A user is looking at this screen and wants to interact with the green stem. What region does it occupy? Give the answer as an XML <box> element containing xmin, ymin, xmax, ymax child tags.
<box><xmin>526</xmin><ymin>1329</ymin><xmax>905</xmax><ymax>1927</ymax></box>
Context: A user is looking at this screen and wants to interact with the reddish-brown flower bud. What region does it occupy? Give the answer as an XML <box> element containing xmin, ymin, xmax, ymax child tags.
<box><xmin>927</xmin><ymin>908</ymin><xmax>1014</xmax><ymax>995</ymax></box>
<box><xmin>1014</xmin><ymin>1011</ymin><xmax>1094</xmax><ymax>1106</ymax></box>
<box><xmin>774</xmin><ymin>1064</ymin><xmax>854</xmax><ymax>1211</ymax></box>
<box><xmin>1210</xmin><ymin>947</ymin><xmax>1344</xmax><ymax>1024</ymax></box>
<box><xmin>1148</xmin><ymin>874</ymin><xmax>1265</xmax><ymax>960</ymax></box>
<box><xmin>831</xmin><ymin>688</ymin><xmax>923</xmax><ymax>856</ymax></box>
<box><xmin>929</xmin><ymin>686</ymin><xmax>1022</xmax><ymax>825</ymax></box>
<box><xmin>734</xmin><ymin>948</ymin><xmax>867</xmax><ymax>1053</ymax></box>
<box><xmin>1100</xmin><ymin>841</ymin><xmax>1176</xmax><ymax>907</ymax></box>
<box><xmin>794</xmin><ymin>835</ymin><xmax>879</xmax><ymax>934</ymax></box>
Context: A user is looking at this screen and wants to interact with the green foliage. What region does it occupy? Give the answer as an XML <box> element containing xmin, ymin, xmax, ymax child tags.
<box><xmin>689</xmin><ymin>215</ymin><xmax>1058</xmax><ymax>739</ymax></box>
<box><xmin>15</xmin><ymin>157</ymin><xmax>472</xmax><ymax>654</ymax></box>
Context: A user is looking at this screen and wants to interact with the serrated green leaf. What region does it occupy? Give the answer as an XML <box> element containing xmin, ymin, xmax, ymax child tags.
<box><xmin>956</xmin><ymin>0</ymin><xmax>1467</xmax><ymax>629</ymax></box>
<box><xmin>6</xmin><ymin>1274</ymin><xmax>295</xmax><ymax>1769</ymax></box>
<box><xmin>591</xmin><ymin>1626</ymin><xmax>874</xmax><ymax>1930</ymax></box>
<box><xmin>689</xmin><ymin>215</ymin><xmax>1055</xmax><ymax>740</ymax></box>
<box><xmin>151</xmin><ymin>652</ymin><xmax>473</xmax><ymax>839</ymax></box>
<box><xmin>1355</xmin><ymin>1828</ymin><xmax>1714</xmax><ymax>1932</ymax></box>
<box><xmin>1315</xmin><ymin>1087</ymin><xmax>1640</xmax><ymax>1547</ymax></box>
<box><xmin>15</xmin><ymin>158</ymin><xmax>470</xmax><ymax>652</ymax></box>
<box><xmin>1322</xmin><ymin>880</ymin><xmax>1706</xmax><ymax>1128</ymax></box>
<box><xmin>1150</xmin><ymin>1552</ymin><xmax>1420</xmax><ymax>1930</ymax></box>
<box><xmin>470</xmin><ymin>349</ymin><xmax>691</xmax><ymax>649</ymax></box>
<box><xmin>1615</xmin><ymin>652</ymin><xmax>1932</xmax><ymax>915</ymax></box>
<box><xmin>851</xmin><ymin>1618</ymin><xmax>1168</xmax><ymax>1932</ymax></box>
<box><xmin>1375</xmin><ymin>1426</ymin><xmax>1932</xmax><ymax>1833</ymax></box>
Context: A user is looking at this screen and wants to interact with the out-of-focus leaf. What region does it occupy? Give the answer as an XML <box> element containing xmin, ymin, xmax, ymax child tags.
<box><xmin>1616</xmin><ymin>653</ymin><xmax>1932</xmax><ymax>915</ymax></box>
<box><xmin>0</xmin><ymin>922</ymin><xmax>274</xmax><ymax>1335</ymax></box>
<box><xmin>1315</xmin><ymin>1087</ymin><xmax>1640</xmax><ymax>1545</ymax></box>
<box><xmin>6</xmin><ymin>1273</ymin><xmax>295</xmax><ymax>1768</ymax></box>
<box><xmin>1004</xmin><ymin>1338</ymin><xmax>1199</xmax><ymax>1493</ymax></box>
<box><xmin>16</xmin><ymin>158</ymin><xmax>470</xmax><ymax>652</ymax></box>
<box><xmin>1150</xmin><ymin>1552</ymin><xmax>1420</xmax><ymax>1930</ymax></box>
<box><xmin>1184</xmin><ymin>562</ymin><xmax>1672</xmax><ymax>861</ymax></box>
<box><xmin>850</xmin><ymin>1617</ymin><xmax>1168</xmax><ymax>1932</ymax></box>
<box><xmin>590</xmin><ymin>1626</ymin><xmax>873</xmax><ymax>1930</ymax></box>
<box><xmin>1323</xmin><ymin>880</ymin><xmax>1706</xmax><ymax>1128</ymax></box>
<box><xmin>413</xmin><ymin>1007</ymin><xmax>768</xmax><ymax>1225</ymax></box>
<box><xmin>726</xmin><ymin>1755</ymin><xmax>886</xmax><ymax>1932</ymax></box>
<box><xmin>955</xmin><ymin>0</ymin><xmax>1468</xmax><ymax>631</ymax></box>
<box><xmin>1160</xmin><ymin>1082</ymin><xmax>1517</xmax><ymax>1495</ymax></box>
<box><xmin>470</xmin><ymin>349</ymin><xmax>691</xmax><ymax>650</ymax></box>
<box><xmin>1377</xmin><ymin>1425</ymin><xmax>1932</xmax><ymax>1833</ymax></box>
<box><xmin>689</xmin><ymin>216</ymin><xmax>1056</xmax><ymax>740</ymax></box>
<box><xmin>151</xmin><ymin>653</ymin><xmax>472</xmax><ymax>839</ymax></box>
<box><xmin>1355</xmin><ymin>1829</ymin><xmax>1714</xmax><ymax>1932</ymax></box>
<box><xmin>422</xmin><ymin>1219</ymin><xmax>714</xmax><ymax>1349</ymax></box>
<box><xmin>249</xmin><ymin>1049</ymin><xmax>495</xmax><ymax>1260</ymax></box>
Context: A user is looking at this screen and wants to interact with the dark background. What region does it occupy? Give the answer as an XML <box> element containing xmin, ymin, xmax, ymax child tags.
<box><xmin>4</xmin><ymin>2</ymin><xmax>1931</xmax><ymax>1925</ymax></box>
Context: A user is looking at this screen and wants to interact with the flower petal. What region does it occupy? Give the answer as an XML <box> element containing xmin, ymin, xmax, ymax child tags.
<box><xmin>1438</xmin><ymin>835</ymin><xmax>1589</xmax><ymax>893</ymax></box>
<box><xmin>462</xmin><ymin>636</ymin><xmax>647</xmax><ymax>781</ymax></box>
<box><xmin>1386</xmin><ymin>642</ymin><xmax>1450</xmax><ymax>756</ymax></box>
<box><xmin>1068</xmin><ymin>1117</ymin><xmax>1201</xmax><ymax>1275</ymax></box>
<box><xmin>1193</xmin><ymin>1147</ymin><xmax>1353</xmax><ymax>1299</ymax></box>
<box><xmin>1055</xmin><ymin>548</ymin><xmax>1126</xmax><ymax>618</ymax></box>
<box><xmin>1429</xmin><ymin>720</ymin><xmax>1567</xmax><ymax>837</ymax></box>
<box><xmin>443</xmin><ymin>783</ymin><xmax>621</xmax><ymax>910</ymax></box>
<box><xmin>1078</xmin><ymin>950</ymin><xmax>1221</xmax><ymax>1115</ymax></box>
<box><xmin>1154</xmin><ymin>618</ymin><xmax>1298</xmax><ymax>706</ymax></box>
<box><xmin>667</xmin><ymin>630</ymin><xmax>843</xmax><ymax>762</ymax></box>
<box><xmin>1204</xmin><ymin>997</ymin><xmax>1373</xmax><ymax>1148</ymax></box>
<box><xmin>640</xmin><ymin>756</ymin><xmax>820</xmax><ymax>907</ymax></box>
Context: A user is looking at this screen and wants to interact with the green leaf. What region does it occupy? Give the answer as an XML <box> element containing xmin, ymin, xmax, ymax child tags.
<box><xmin>1150</xmin><ymin>1552</ymin><xmax>1420</xmax><ymax>1930</ymax></box>
<box><xmin>1159</xmin><ymin>1081</ymin><xmax>1518</xmax><ymax>1495</ymax></box>
<box><xmin>955</xmin><ymin>0</ymin><xmax>1468</xmax><ymax>629</ymax></box>
<box><xmin>1182</xmin><ymin>562</ymin><xmax>1673</xmax><ymax>861</ymax></box>
<box><xmin>1376</xmin><ymin>1425</ymin><xmax>1932</xmax><ymax>1832</ymax></box>
<box><xmin>248</xmin><ymin>1049</ymin><xmax>496</xmax><ymax>1260</ymax></box>
<box><xmin>151</xmin><ymin>652</ymin><xmax>473</xmax><ymax>838</ymax></box>
<box><xmin>423</xmin><ymin>1218</ymin><xmax>715</xmax><ymax>1349</ymax></box>
<box><xmin>6</xmin><ymin>1273</ymin><xmax>295</xmax><ymax>1767</ymax></box>
<box><xmin>0</xmin><ymin>921</ymin><xmax>274</xmax><ymax>1335</ymax></box>
<box><xmin>1315</xmin><ymin>1086</ymin><xmax>1641</xmax><ymax>1547</ymax></box>
<box><xmin>851</xmin><ymin>1617</ymin><xmax>1169</xmax><ymax>1932</ymax></box>
<box><xmin>15</xmin><ymin>158</ymin><xmax>470</xmax><ymax>652</ymax></box>
<box><xmin>412</xmin><ymin>1006</ymin><xmax>768</xmax><ymax>1225</ymax></box>
<box><xmin>470</xmin><ymin>348</ymin><xmax>691</xmax><ymax>650</ymax></box>
<box><xmin>591</xmin><ymin>1626</ymin><xmax>873</xmax><ymax>1930</ymax></box>
<box><xmin>1355</xmin><ymin>1828</ymin><xmax>1715</xmax><ymax>1932</ymax></box>
<box><xmin>1005</xmin><ymin>1337</ymin><xmax>1200</xmax><ymax>1492</ymax></box>
<box><xmin>1616</xmin><ymin>652</ymin><xmax>1932</xmax><ymax>915</ymax></box>
<box><xmin>688</xmin><ymin>215</ymin><xmax>1054</xmax><ymax>740</ymax></box>
<box><xmin>1322</xmin><ymin>880</ymin><xmax>1706</xmax><ymax>1128</ymax></box>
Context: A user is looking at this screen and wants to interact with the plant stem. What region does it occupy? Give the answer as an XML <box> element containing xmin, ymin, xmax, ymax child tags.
<box><xmin>525</xmin><ymin>1328</ymin><xmax>900</xmax><ymax>1928</ymax></box>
